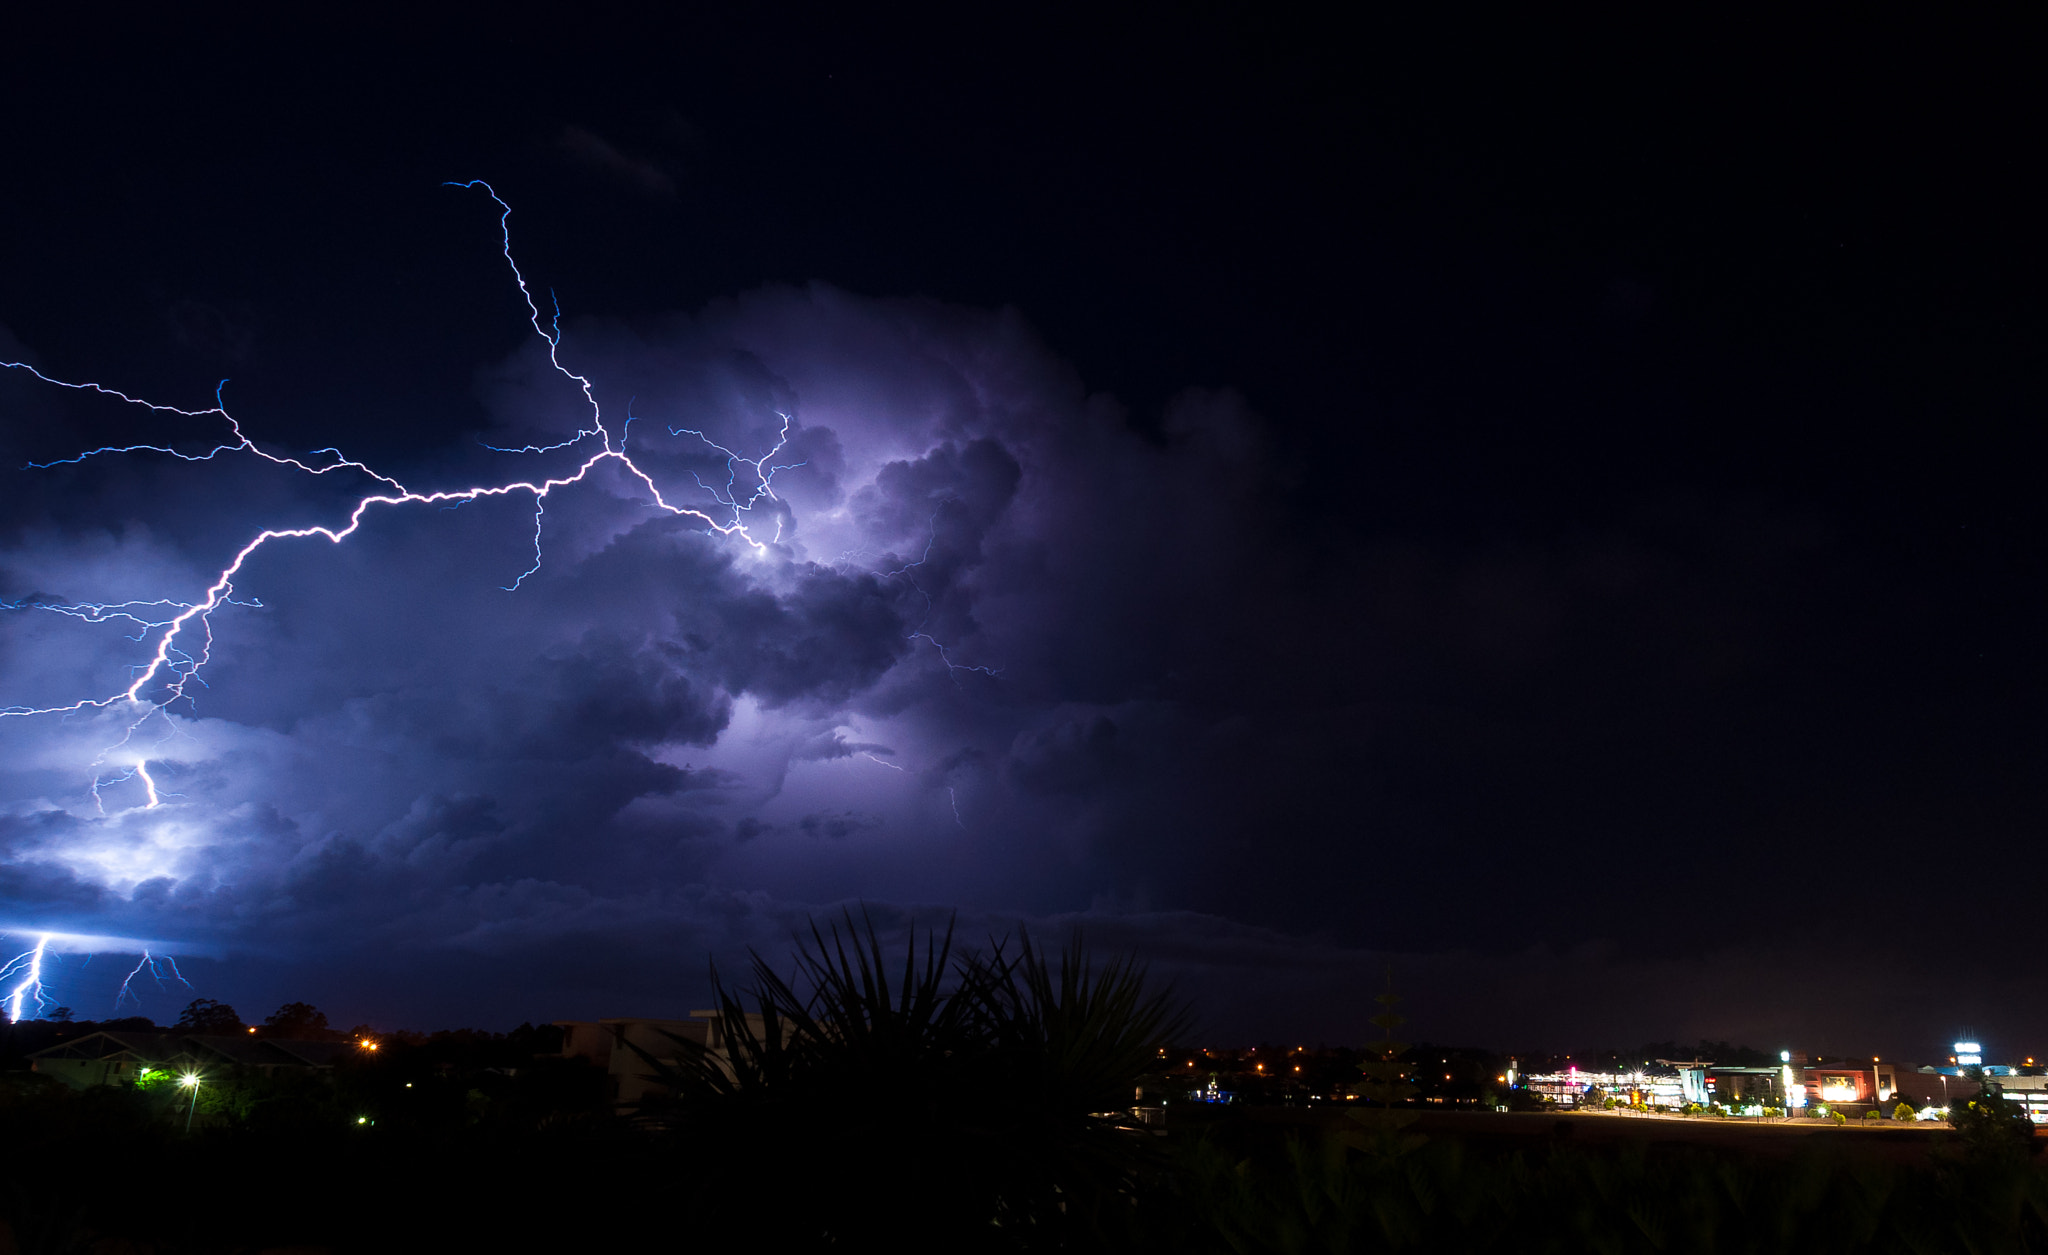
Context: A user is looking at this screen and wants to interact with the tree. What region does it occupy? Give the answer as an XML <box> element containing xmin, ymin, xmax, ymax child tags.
<box><xmin>173</xmin><ymin>999</ymin><xmax>243</xmax><ymax>1034</ymax></box>
<box><xmin>1948</xmin><ymin>1088</ymin><xmax>2036</xmax><ymax>1159</ymax></box>
<box><xmin>1356</xmin><ymin>966</ymin><xmax>1417</xmax><ymax>1114</ymax></box>
<box><xmin>262</xmin><ymin>1002</ymin><xmax>332</xmax><ymax>1040</ymax></box>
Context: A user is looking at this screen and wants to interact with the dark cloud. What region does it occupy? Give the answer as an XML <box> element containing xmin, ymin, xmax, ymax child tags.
<box><xmin>1007</xmin><ymin>715</ymin><xmax>1124</xmax><ymax>797</ymax></box>
<box><xmin>797</xmin><ymin>811</ymin><xmax>882</xmax><ymax>840</ymax></box>
<box><xmin>0</xmin><ymin>271</ymin><xmax>2037</xmax><ymax>1051</ymax></box>
<box><xmin>164</xmin><ymin>298</ymin><xmax>257</xmax><ymax>363</ymax></box>
<box><xmin>551</xmin><ymin>124</ymin><xmax>677</xmax><ymax>199</ymax></box>
<box><xmin>525</xmin><ymin>633</ymin><xmax>730</xmax><ymax>754</ymax></box>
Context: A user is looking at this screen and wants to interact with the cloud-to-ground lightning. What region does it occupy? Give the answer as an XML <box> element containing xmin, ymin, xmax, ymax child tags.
<box><xmin>1</xmin><ymin>935</ymin><xmax>51</xmax><ymax>1022</ymax></box>
<box><xmin>0</xmin><ymin>933</ymin><xmax>204</xmax><ymax>1021</ymax></box>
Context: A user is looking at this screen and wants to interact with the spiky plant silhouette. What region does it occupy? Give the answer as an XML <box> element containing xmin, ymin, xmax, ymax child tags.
<box><xmin>636</xmin><ymin>909</ymin><xmax>1188</xmax><ymax>1250</ymax></box>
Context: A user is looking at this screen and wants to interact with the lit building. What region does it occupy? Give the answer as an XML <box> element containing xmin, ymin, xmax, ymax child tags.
<box><xmin>1921</xmin><ymin>1040</ymin><xmax>2048</xmax><ymax>1123</ymax></box>
<box><xmin>1520</xmin><ymin>1042</ymin><xmax>2014</xmax><ymax>1119</ymax></box>
<box><xmin>1523</xmin><ymin>1064</ymin><xmax>1686</xmax><ymax>1108</ymax></box>
<box><xmin>1703</xmin><ymin>1060</ymin><xmax>1795</xmax><ymax>1110</ymax></box>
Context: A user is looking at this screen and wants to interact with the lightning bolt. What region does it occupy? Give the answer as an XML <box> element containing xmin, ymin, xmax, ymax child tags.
<box><xmin>116</xmin><ymin>949</ymin><xmax>192</xmax><ymax>1010</ymax></box>
<box><xmin>1</xmin><ymin>181</ymin><xmax>810</xmax><ymax>795</ymax></box>
<box><xmin>880</xmin><ymin>502</ymin><xmax>1002</xmax><ymax>680</ymax></box>
<box><xmin>860</xmin><ymin>751</ymin><xmax>968</xmax><ymax>830</ymax></box>
<box><xmin>5</xmin><ymin>178</ymin><xmax>1001</xmax><ymax>862</ymax></box>
<box><xmin>1</xmin><ymin>935</ymin><xmax>200</xmax><ymax>1021</ymax></box>
<box><xmin>1</xmin><ymin>935</ymin><xmax>51</xmax><ymax>1022</ymax></box>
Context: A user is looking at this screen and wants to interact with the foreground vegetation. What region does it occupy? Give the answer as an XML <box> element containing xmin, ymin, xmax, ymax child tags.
<box><xmin>1</xmin><ymin>919</ymin><xmax>2042</xmax><ymax>1253</ymax></box>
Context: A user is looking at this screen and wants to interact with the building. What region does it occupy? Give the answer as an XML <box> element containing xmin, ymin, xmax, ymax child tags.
<box><xmin>28</xmin><ymin>1031</ymin><xmax>359</xmax><ymax>1089</ymax></box>
<box><xmin>556</xmin><ymin>1012</ymin><xmax>770</xmax><ymax>1109</ymax></box>
<box><xmin>1887</xmin><ymin>1065</ymin><xmax>1975</xmax><ymax>1109</ymax></box>
<box><xmin>1526</xmin><ymin>1048</ymin><xmax>1999</xmax><ymax>1117</ymax></box>
<box><xmin>1988</xmin><ymin>1074</ymin><xmax>2048</xmax><ymax>1125</ymax></box>
<box><xmin>1709</xmin><ymin>1055</ymin><xmax>1981</xmax><ymax>1115</ymax></box>
<box><xmin>1704</xmin><ymin>1060</ymin><xmax>1796</xmax><ymax>1110</ymax></box>
<box><xmin>1523</xmin><ymin>1064</ymin><xmax>1688</xmax><ymax>1108</ymax></box>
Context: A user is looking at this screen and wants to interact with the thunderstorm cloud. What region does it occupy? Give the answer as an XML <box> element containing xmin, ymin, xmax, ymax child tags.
<box><xmin>1</xmin><ymin>252</ymin><xmax>1982</xmax><ymax>1045</ymax></box>
<box><xmin>0</xmin><ymin>276</ymin><xmax>1337</xmax><ymax>1026</ymax></box>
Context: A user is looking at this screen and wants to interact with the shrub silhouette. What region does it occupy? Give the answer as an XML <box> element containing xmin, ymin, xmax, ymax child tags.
<box><xmin>636</xmin><ymin>910</ymin><xmax>1188</xmax><ymax>1249</ymax></box>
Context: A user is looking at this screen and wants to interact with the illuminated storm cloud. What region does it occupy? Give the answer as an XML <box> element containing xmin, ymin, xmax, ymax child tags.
<box><xmin>0</xmin><ymin>186</ymin><xmax>1297</xmax><ymax>999</ymax></box>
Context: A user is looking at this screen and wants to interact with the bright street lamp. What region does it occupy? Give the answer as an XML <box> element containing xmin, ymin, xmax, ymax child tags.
<box><xmin>178</xmin><ymin>1073</ymin><xmax>201</xmax><ymax>1132</ymax></box>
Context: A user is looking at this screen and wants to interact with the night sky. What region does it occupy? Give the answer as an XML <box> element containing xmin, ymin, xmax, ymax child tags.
<box><xmin>1</xmin><ymin>7</ymin><xmax>2041</xmax><ymax>1053</ymax></box>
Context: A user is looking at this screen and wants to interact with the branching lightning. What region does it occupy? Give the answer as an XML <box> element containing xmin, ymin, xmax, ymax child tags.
<box><xmin>0</xmin><ymin>933</ymin><xmax>200</xmax><ymax>1022</ymax></box>
<box><xmin>3</xmin><ymin>180</ymin><xmax>993</xmax><ymax>846</ymax></box>
<box><xmin>116</xmin><ymin>949</ymin><xmax>192</xmax><ymax>1010</ymax></box>
<box><xmin>0</xmin><ymin>181</ymin><xmax>813</xmax><ymax>797</ymax></box>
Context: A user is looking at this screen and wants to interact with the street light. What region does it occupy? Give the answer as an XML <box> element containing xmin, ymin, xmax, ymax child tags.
<box><xmin>178</xmin><ymin>1073</ymin><xmax>200</xmax><ymax>1132</ymax></box>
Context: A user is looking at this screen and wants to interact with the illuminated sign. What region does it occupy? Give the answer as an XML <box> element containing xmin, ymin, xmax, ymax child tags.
<box><xmin>1954</xmin><ymin>1041</ymin><xmax>1983</xmax><ymax>1066</ymax></box>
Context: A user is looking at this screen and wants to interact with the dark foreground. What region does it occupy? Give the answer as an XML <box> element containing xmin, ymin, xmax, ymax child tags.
<box><xmin>3</xmin><ymin>1079</ymin><xmax>2045</xmax><ymax>1254</ymax></box>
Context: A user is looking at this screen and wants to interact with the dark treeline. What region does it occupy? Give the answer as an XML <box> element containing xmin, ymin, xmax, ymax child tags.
<box><xmin>1</xmin><ymin>995</ymin><xmax>451</xmax><ymax>1052</ymax></box>
<box><xmin>2</xmin><ymin>920</ymin><xmax>2044</xmax><ymax>1253</ymax></box>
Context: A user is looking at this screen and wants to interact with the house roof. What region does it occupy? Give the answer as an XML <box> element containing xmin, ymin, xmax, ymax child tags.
<box><xmin>28</xmin><ymin>1031</ymin><xmax>354</xmax><ymax>1072</ymax></box>
<box><xmin>27</xmin><ymin>1032</ymin><xmax>195</xmax><ymax>1065</ymax></box>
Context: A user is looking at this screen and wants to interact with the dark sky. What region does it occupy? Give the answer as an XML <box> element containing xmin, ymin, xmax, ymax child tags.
<box><xmin>1</xmin><ymin>5</ymin><xmax>2041</xmax><ymax>1054</ymax></box>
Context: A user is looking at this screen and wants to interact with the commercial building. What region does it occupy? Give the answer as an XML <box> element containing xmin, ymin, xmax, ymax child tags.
<box><xmin>1524</xmin><ymin>1064</ymin><xmax>1688</xmax><ymax>1108</ymax></box>
<box><xmin>1522</xmin><ymin>1044</ymin><xmax>2024</xmax><ymax>1117</ymax></box>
